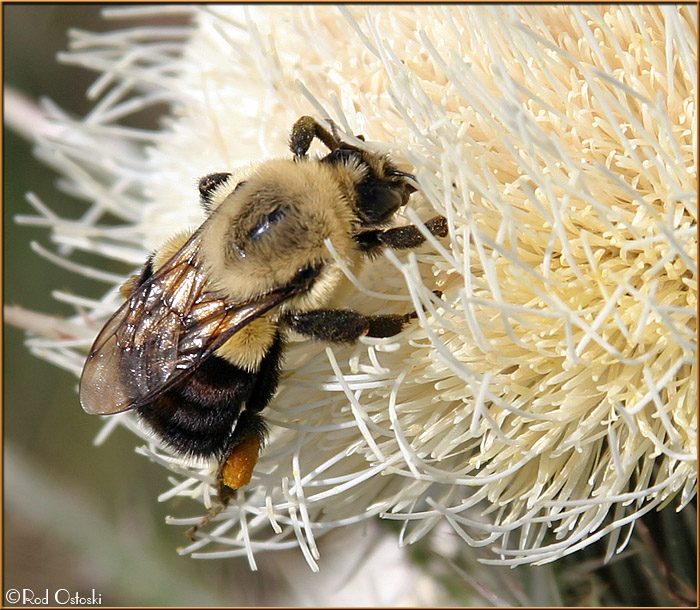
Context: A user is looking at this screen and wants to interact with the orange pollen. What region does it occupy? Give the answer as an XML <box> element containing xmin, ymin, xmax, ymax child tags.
<box><xmin>220</xmin><ymin>436</ymin><xmax>261</xmax><ymax>491</ymax></box>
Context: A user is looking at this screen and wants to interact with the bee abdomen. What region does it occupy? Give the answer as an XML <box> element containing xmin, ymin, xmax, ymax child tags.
<box><xmin>135</xmin><ymin>356</ymin><xmax>257</xmax><ymax>458</ymax></box>
<box><xmin>135</xmin><ymin>333</ymin><xmax>285</xmax><ymax>460</ymax></box>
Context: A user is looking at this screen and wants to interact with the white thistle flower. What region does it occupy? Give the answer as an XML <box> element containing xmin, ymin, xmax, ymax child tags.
<box><xmin>10</xmin><ymin>4</ymin><xmax>697</xmax><ymax>572</ymax></box>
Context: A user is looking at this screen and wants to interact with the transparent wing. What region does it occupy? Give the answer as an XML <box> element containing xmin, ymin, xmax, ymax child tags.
<box><xmin>79</xmin><ymin>232</ymin><xmax>296</xmax><ymax>415</ymax></box>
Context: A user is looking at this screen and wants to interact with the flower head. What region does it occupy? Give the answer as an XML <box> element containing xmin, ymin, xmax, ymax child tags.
<box><xmin>13</xmin><ymin>5</ymin><xmax>697</xmax><ymax>570</ymax></box>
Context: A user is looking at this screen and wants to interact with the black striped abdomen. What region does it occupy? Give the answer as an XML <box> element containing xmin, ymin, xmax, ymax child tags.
<box><xmin>136</xmin><ymin>332</ymin><xmax>285</xmax><ymax>458</ymax></box>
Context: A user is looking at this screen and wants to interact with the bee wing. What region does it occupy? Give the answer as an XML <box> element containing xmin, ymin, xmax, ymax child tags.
<box><xmin>79</xmin><ymin>233</ymin><xmax>294</xmax><ymax>415</ymax></box>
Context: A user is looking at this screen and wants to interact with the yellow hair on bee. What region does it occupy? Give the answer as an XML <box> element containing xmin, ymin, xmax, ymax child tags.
<box><xmin>152</xmin><ymin>231</ymin><xmax>193</xmax><ymax>271</ymax></box>
<box><xmin>215</xmin><ymin>316</ymin><xmax>277</xmax><ymax>372</ymax></box>
<box><xmin>119</xmin><ymin>231</ymin><xmax>193</xmax><ymax>298</ymax></box>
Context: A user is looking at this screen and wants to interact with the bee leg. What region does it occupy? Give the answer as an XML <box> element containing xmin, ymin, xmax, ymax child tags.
<box><xmin>216</xmin><ymin>411</ymin><xmax>268</xmax><ymax>503</ymax></box>
<box><xmin>216</xmin><ymin>436</ymin><xmax>261</xmax><ymax>504</ymax></box>
<box><xmin>215</xmin><ymin>331</ymin><xmax>283</xmax><ymax>505</ymax></box>
<box><xmin>290</xmin><ymin>115</ymin><xmax>340</xmax><ymax>158</ymax></box>
<box><xmin>284</xmin><ymin>309</ymin><xmax>416</xmax><ymax>343</ymax></box>
<box><xmin>185</xmin><ymin>503</ymin><xmax>225</xmax><ymax>540</ymax></box>
<box><xmin>186</xmin><ymin>337</ymin><xmax>285</xmax><ymax>539</ymax></box>
<box><xmin>185</xmin><ymin>412</ymin><xmax>268</xmax><ymax>540</ymax></box>
<box><xmin>354</xmin><ymin>215</ymin><xmax>448</xmax><ymax>254</ymax></box>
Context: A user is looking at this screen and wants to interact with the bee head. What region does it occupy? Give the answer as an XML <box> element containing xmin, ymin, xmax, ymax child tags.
<box><xmin>321</xmin><ymin>144</ymin><xmax>415</xmax><ymax>227</ymax></box>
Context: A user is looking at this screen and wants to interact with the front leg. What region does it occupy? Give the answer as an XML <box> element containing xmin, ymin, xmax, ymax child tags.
<box><xmin>289</xmin><ymin>115</ymin><xmax>340</xmax><ymax>158</ymax></box>
<box><xmin>283</xmin><ymin>309</ymin><xmax>416</xmax><ymax>343</ymax></box>
<box><xmin>354</xmin><ymin>215</ymin><xmax>447</xmax><ymax>254</ymax></box>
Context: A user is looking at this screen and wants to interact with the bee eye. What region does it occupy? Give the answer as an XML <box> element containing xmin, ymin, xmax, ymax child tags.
<box><xmin>359</xmin><ymin>183</ymin><xmax>408</xmax><ymax>224</ymax></box>
<box><xmin>249</xmin><ymin>207</ymin><xmax>286</xmax><ymax>241</ymax></box>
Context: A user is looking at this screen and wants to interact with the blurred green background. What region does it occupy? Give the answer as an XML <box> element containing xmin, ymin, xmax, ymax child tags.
<box><xmin>2</xmin><ymin>5</ymin><xmax>289</xmax><ymax>606</ymax></box>
<box><xmin>3</xmin><ymin>4</ymin><xmax>696</xmax><ymax>607</ymax></box>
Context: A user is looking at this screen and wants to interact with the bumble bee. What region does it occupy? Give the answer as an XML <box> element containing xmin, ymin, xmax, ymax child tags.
<box><xmin>79</xmin><ymin>115</ymin><xmax>447</xmax><ymax>509</ymax></box>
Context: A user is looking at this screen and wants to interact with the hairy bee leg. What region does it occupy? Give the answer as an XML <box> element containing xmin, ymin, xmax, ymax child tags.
<box><xmin>185</xmin><ymin>503</ymin><xmax>225</xmax><ymax>540</ymax></box>
<box><xmin>217</xmin><ymin>435</ymin><xmax>262</xmax><ymax>502</ymax></box>
<box><xmin>185</xmin><ymin>333</ymin><xmax>285</xmax><ymax>536</ymax></box>
<box><xmin>284</xmin><ymin>309</ymin><xmax>415</xmax><ymax>343</ymax></box>
<box><xmin>216</xmin><ymin>410</ymin><xmax>268</xmax><ymax>503</ymax></box>
<box><xmin>186</xmin><ymin>408</ymin><xmax>272</xmax><ymax>540</ymax></box>
<box><xmin>290</xmin><ymin>115</ymin><xmax>340</xmax><ymax>158</ymax></box>
<box><xmin>355</xmin><ymin>215</ymin><xmax>448</xmax><ymax>253</ymax></box>
<box><xmin>365</xmin><ymin>313</ymin><xmax>416</xmax><ymax>337</ymax></box>
<box><xmin>187</xmin><ymin>415</ymin><xmax>268</xmax><ymax>540</ymax></box>
<box><xmin>185</xmin><ymin>437</ymin><xmax>263</xmax><ymax>540</ymax></box>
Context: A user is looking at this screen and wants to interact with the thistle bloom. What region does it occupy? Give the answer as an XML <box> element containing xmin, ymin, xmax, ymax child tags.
<box><xmin>12</xmin><ymin>5</ymin><xmax>697</xmax><ymax>570</ymax></box>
